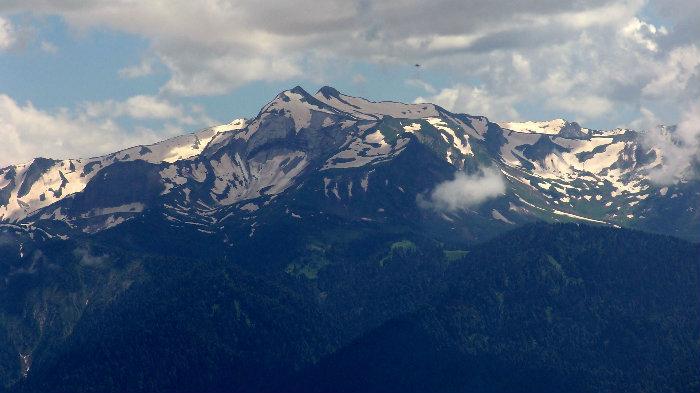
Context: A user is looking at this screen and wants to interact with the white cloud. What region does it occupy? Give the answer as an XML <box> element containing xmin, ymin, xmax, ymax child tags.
<box><xmin>416</xmin><ymin>84</ymin><xmax>519</xmax><ymax>121</ymax></box>
<box><xmin>118</xmin><ymin>58</ymin><xmax>154</xmax><ymax>79</ymax></box>
<box><xmin>408</xmin><ymin>4</ymin><xmax>696</xmax><ymax>125</ymax></box>
<box><xmin>0</xmin><ymin>16</ymin><xmax>15</xmax><ymax>50</ymax></box>
<box><xmin>642</xmin><ymin>45</ymin><xmax>700</xmax><ymax>99</ymax></box>
<box><xmin>619</xmin><ymin>17</ymin><xmax>667</xmax><ymax>52</ymax></box>
<box><xmin>644</xmin><ymin>101</ymin><xmax>700</xmax><ymax>184</ymax></box>
<box><xmin>630</xmin><ymin>106</ymin><xmax>661</xmax><ymax>131</ymax></box>
<box><xmin>81</xmin><ymin>95</ymin><xmax>209</xmax><ymax>125</ymax></box>
<box><xmin>420</xmin><ymin>167</ymin><xmax>506</xmax><ymax>211</ymax></box>
<box><xmin>0</xmin><ymin>95</ymin><xmax>155</xmax><ymax>165</ymax></box>
<box><xmin>0</xmin><ymin>93</ymin><xmax>213</xmax><ymax>166</ymax></box>
<box><xmin>546</xmin><ymin>94</ymin><xmax>614</xmax><ymax>120</ymax></box>
<box><xmin>158</xmin><ymin>49</ymin><xmax>302</xmax><ymax>96</ymax></box>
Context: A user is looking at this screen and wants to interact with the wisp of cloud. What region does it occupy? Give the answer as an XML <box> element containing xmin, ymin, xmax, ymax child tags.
<box><xmin>420</xmin><ymin>167</ymin><xmax>506</xmax><ymax>211</ymax></box>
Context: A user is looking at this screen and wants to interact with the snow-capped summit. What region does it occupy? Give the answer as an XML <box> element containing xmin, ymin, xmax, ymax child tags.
<box><xmin>498</xmin><ymin>118</ymin><xmax>638</xmax><ymax>139</ymax></box>
<box><xmin>500</xmin><ymin>119</ymin><xmax>592</xmax><ymax>139</ymax></box>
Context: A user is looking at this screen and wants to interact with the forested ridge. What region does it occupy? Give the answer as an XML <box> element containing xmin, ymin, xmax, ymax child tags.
<box><xmin>1</xmin><ymin>224</ymin><xmax>697</xmax><ymax>392</ymax></box>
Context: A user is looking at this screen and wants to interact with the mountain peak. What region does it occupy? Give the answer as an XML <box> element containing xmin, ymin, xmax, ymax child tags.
<box><xmin>288</xmin><ymin>85</ymin><xmax>311</xmax><ymax>96</ymax></box>
<box><xmin>316</xmin><ymin>86</ymin><xmax>341</xmax><ymax>99</ymax></box>
<box><xmin>263</xmin><ymin>85</ymin><xmax>337</xmax><ymax>115</ymax></box>
<box><xmin>270</xmin><ymin>86</ymin><xmax>313</xmax><ymax>103</ymax></box>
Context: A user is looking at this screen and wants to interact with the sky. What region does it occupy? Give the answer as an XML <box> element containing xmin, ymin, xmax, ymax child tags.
<box><xmin>0</xmin><ymin>0</ymin><xmax>699</xmax><ymax>166</ymax></box>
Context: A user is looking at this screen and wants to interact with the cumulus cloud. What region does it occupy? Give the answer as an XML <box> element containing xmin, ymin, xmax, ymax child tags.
<box><xmin>0</xmin><ymin>93</ymin><xmax>212</xmax><ymax>166</ymax></box>
<box><xmin>81</xmin><ymin>94</ymin><xmax>210</xmax><ymax>125</ymax></box>
<box><xmin>420</xmin><ymin>167</ymin><xmax>506</xmax><ymax>211</ymax></box>
<box><xmin>547</xmin><ymin>94</ymin><xmax>614</xmax><ymax>119</ymax></box>
<box><xmin>416</xmin><ymin>84</ymin><xmax>519</xmax><ymax>121</ymax></box>
<box><xmin>421</xmin><ymin>9</ymin><xmax>675</xmax><ymax>122</ymax></box>
<box><xmin>0</xmin><ymin>16</ymin><xmax>15</xmax><ymax>50</ymax></box>
<box><xmin>157</xmin><ymin>47</ymin><xmax>302</xmax><ymax>95</ymax></box>
<box><xmin>642</xmin><ymin>45</ymin><xmax>700</xmax><ymax>99</ymax></box>
<box><xmin>619</xmin><ymin>17</ymin><xmax>667</xmax><ymax>52</ymax></box>
<box><xmin>643</xmin><ymin>101</ymin><xmax>700</xmax><ymax>185</ymax></box>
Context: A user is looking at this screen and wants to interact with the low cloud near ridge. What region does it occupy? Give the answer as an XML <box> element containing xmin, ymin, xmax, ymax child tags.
<box><xmin>420</xmin><ymin>167</ymin><xmax>506</xmax><ymax>212</ymax></box>
<box><xmin>644</xmin><ymin>100</ymin><xmax>700</xmax><ymax>185</ymax></box>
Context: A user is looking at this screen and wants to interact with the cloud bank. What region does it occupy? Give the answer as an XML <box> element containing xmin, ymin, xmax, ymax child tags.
<box><xmin>420</xmin><ymin>167</ymin><xmax>506</xmax><ymax>212</ymax></box>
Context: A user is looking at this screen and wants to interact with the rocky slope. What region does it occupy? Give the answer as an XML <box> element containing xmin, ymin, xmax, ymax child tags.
<box><xmin>0</xmin><ymin>86</ymin><xmax>697</xmax><ymax>247</ymax></box>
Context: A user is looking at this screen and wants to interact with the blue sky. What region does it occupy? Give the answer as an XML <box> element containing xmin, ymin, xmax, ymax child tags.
<box><xmin>0</xmin><ymin>14</ymin><xmax>453</xmax><ymax>120</ymax></box>
<box><xmin>1</xmin><ymin>1</ymin><xmax>699</xmax><ymax>165</ymax></box>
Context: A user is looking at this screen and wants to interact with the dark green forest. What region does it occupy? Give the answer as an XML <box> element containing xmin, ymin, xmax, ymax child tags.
<box><xmin>1</xmin><ymin>223</ymin><xmax>697</xmax><ymax>392</ymax></box>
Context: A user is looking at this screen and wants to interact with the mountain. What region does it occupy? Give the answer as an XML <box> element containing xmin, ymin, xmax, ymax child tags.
<box><xmin>0</xmin><ymin>86</ymin><xmax>698</xmax><ymax>392</ymax></box>
<box><xmin>1</xmin><ymin>86</ymin><xmax>697</xmax><ymax>248</ymax></box>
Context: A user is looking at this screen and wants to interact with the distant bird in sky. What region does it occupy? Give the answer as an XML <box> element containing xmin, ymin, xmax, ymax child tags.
<box><xmin>413</xmin><ymin>63</ymin><xmax>422</xmax><ymax>79</ymax></box>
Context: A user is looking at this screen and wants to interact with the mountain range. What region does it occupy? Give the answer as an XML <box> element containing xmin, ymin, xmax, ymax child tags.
<box><xmin>1</xmin><ymin>86</ymin><xmax>697</xmax><ymax>245</ymax></box>
<box><xmin>0</xmin><ymin>86</ymin><xmax>698</xmax><ymax>392</ymax></box>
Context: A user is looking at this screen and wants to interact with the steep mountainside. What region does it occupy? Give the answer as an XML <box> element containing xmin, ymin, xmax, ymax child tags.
<box><xmin>293</xmin><ymin>225</ymin><xmax>700</xmax><ymax>393</ymax></box>
<box><xmin>0</xmin><ymin>86</ymin><xmax>698</xmax><ymax>392</ymax></box>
